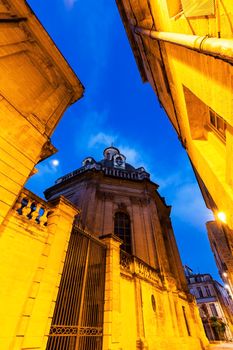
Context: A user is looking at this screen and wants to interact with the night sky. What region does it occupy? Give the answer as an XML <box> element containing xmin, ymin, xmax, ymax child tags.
<box><xmin>26</xmin><ymin>0</ymin><xmax>218</xmax><ymax>280</ymax></box>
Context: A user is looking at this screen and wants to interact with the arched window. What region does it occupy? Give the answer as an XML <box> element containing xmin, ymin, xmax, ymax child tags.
<box><xmin>114</xmin><ymin>212</ymin><xmax>132</xmax><ymax>254</ymax></box>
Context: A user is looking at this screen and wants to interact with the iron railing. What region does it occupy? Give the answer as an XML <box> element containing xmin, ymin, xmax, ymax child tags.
<box><xmin>46</xmin><ymin>227</ymin><xmax>106</xmax><ymax>350</ymax></box>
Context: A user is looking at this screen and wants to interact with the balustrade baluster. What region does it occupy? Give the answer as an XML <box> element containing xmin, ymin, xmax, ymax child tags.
<box><xmin>31</xmin><ymin>203</ymin><xmax>40</xmax><ymax>222</ymax></box>
<box><xmin>21</xmin><ymin>198</ymin><xmax>32</xmax><ymax>218</ymax></box>
<box><xmin>15</xmin><ymin>193</ymin><xmax>25</xmax><ymax>213</ymax></box>
<box><xmin>39</xmin><ymin>208</ymin><xmax>48</xmax><ymax>226</ymax></box>
<box><xmin>14</xmin><ymin>189</ymin><xmax>50</xmax><ymax>227</ymax></box>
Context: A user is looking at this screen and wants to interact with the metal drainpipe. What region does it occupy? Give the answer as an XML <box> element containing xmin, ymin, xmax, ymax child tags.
<box><xmin>133</xmin><ymin>26</ymin><xmax>233</xmax><ymax>64</ymax></box>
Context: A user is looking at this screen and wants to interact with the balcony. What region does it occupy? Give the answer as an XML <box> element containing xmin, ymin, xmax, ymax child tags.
<box><xmin>120</xmin><ymin>250</ymin><xmax>162</xmax><ymax>286</ymax></box>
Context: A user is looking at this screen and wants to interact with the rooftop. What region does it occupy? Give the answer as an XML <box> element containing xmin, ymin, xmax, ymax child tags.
<box><xmin>54</xmin><ymin>146</ymin><xmax>151</xmax><ymax>185</ymax></box>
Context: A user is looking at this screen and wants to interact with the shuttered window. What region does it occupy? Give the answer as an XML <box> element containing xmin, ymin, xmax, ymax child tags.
<box><xmin>181</xmin><ymin>0</ymin><xmax>215</xmax><ymax>17</ymax></box>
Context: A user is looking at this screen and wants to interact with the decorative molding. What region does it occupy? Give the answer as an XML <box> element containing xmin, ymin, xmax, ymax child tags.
<box><xmin>39</xmin><ymin>140</ymin><xmax>57</xmax><ymax>163</ymax></box>
<box><xmin>140</xmin><ymin>198</ymin><xmax>151</xmax><ymax>206</ymax></box>
<box><xmin>120</xmin><ymin>250</ymin><xmax>161</xmax><ymax>285</ymax></box>
<box><xmin>130</xmin><ymin>196</ymin><xmax>141</xmax><ymax>205</ymax></box>
<box><xmin>117</xmin><ymin>202</ymin><xmax>127</xmax><ymax>211</ymax></box>
<box><xmin>104</xmin><ymin>192</ymin><xmax>114</xmax><ymax>200</ymax></box>
<box><xmin>96</xmin><ymin>191</ymin><xmax>114</xmax><ymax>201</ymax></box>
<box><xmin>120</xmin><ymin>250</ymin><xmax>133</xmax><ymax>271</ymax></box>
<box><xmin>49</xmin><ymin>325</ymin><xmax>103</xmax><ymax>337</ymax></box>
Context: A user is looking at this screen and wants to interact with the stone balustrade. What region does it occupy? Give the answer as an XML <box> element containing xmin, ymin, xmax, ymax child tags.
<box><xmin>120</xmin><ymin>250</ymin><xmax>161</xmax><ymax>285</ymax></box>
<box><xmin>15</xmin><ymin>188</ymin><xmax>51</xmax><ymax>227</ymax></box>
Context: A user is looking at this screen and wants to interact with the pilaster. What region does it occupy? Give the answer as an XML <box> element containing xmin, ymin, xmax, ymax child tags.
<box><xmin>100</xmin><ymin>233</ymin><xmax>122</xmax><ymax>350</ymax></box>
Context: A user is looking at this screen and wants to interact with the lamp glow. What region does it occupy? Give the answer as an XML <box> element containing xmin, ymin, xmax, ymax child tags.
<box><xmin>217</xmin><ymin>211</ymin><xmax>226</xmax><ymax>223</ymax></box>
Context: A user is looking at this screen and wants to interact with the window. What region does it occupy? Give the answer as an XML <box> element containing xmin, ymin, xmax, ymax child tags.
<box><xmin>166</xmin><ymin>0</ymin><xmax>215</xmax><ymax>18</ymax></box>
<box><xmin>205</xmin><ymin>285</ymin><xmax>212</xmax><ymax>297</ymax></box>
<box><xmin>151</xmin><ymin>295</ymin><xmax>156</xmax><ymax>312</ymax></box>
<box><xmin>200</xmin><ymin>304</ymin><xmax>209</xmax><ymax>318</ymax></box>
<box><xmin>181</xmin><ymin>0</ymin><xmax>215</xmax><ymax>17</ymax></box>
<box><xmin>183</xmin><ymin>86</ymin><xmax>228</xmax><ymax>143</ymax></box>
<box><xmin>209</xmin><ymin>108</ymin><xmax>227</xmax><ymax>142</ymax></box>
<box><xmin>197</xmin><ymin>287</ymin><xmax>204</xmax><ymax>298</ymax></box>
<box><xmin>114</xmin><ymin>212</ymin><xmax>132</xmax><ymax>254</ymax></box>
<box><xmin>210</xmin><ymin>303</ymin><xmax>218</xmax><ymax>317</ymax></box>
<box><xmin>196</xmin><ymin>276</ymin><xmax>203</xmax><ymax>283</ymax></box>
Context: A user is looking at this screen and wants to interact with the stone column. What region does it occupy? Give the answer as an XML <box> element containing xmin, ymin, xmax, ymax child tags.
<box><xmin>103</xmin><ymin>194</ymin><xmax>114</xmax><ymax>235</ymax></box>
<box><xmin>149</xmin><ymin>203</ymin><xmax>171</xmax><ymax>275</ymax></box>
<box><xmin>141</xmin><ymin>199</ymin><xmax>159</xmax><ymax>268</ymax></box>
<box><xmin>100</xmin><ymin>234</ymin><xmax>122</xmax><ymax>350</ymax></box>
<box><xmin>130</xmin><ymin>197</ymin><xmax>148</xmax><ymax>260</ymax></box>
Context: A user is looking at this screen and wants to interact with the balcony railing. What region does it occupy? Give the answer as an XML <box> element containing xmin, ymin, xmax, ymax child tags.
<box><xmin>120</xmin><ymin>250</ymin><xmax>161</xmax><ymax>285</ymax></box>
<box><xmin>14</xmin><ymin>188</ymin><xmax>51</xmax><ymax>227</ymax></box>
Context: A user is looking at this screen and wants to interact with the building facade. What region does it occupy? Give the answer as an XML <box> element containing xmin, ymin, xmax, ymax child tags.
<box><xmin>116</xmin><ymin>0</ymin><xmax>233</xmax><ymax>294</ymax></box>
<box><xmin>185</xmin><ymin>266</ymin><xmax>233</xmax><ymax>341</ymax></box>
<box><xmin>0</xmin><ymin>1</ymin><xmax>84</xmax><ymax>348</ymax></box>
<box><xmin>44</xmin><ymin>146</ymin><xmax>208</xmax><ymax>350</ymax></box>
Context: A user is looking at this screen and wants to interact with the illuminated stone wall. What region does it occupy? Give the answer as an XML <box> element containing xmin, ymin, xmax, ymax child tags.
<box><xmin>0</xmin><ymin>1</ymin><xmax>83</xmax><ymax>349</ymax></box>
<box><xmin>0</xmin><ymin>190</ymin><xmax>79</xmax><ymax>349</ymax></box>
<box><xmin>0</xmin><ymin>0</ymin><xmax>83</xmax><ymax>226</ymax></box>
<box><xmin>100</xmin><ymin>234</ymin><xmax>207</xmax><ymax>350</ymax></box>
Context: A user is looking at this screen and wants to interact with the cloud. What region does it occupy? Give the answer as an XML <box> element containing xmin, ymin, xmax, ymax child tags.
<box><xmin>152</xmin><ymin>166</ymin><xmax>213</xmax><ymax>230</ymax></box>
<box><xmin>64</xmin><ymin>0</ymin><xmax>76</xmax><ymax>9</ymax></box>
<box><xmin>153</xmin><ymin>172</ymin><xmax>184</xmax><ymax>190</ymax></box>
<box><xmin>87</xmin><ymin>131</ymin><xmax>148</xmax><ymax>168</ymax></box>
<box><xmin>88</xmin><ymin>132</ymin><xmax>117</xmax><ymax>148</ymax></box>
<box><xmin>36</xmin><ymin>159</ymin><xmax>60</xmax><ymax>177</ymax></box>
<box><xmin>118</xmin><ymin>145</ymin><xmax>138</xmax><ymax>163</ymax></box>
<box><xmin>171</xmin><ymin>182</ymin><xmax>214</xmax><ymax>229</ymax></box>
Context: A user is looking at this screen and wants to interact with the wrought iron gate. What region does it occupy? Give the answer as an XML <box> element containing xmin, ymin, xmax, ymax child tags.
<box><xmin>46</xmin><ymin>227</ymin><xmax>106</xmax><ymax>350</ymax></box>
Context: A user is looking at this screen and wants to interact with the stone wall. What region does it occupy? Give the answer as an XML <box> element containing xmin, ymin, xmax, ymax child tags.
<box><xmin>0</xmin><ymin>189</ymin><xmax>79</xmax><ymax>349</ymax></box>
<box><xmin>0</xmin><ymin>0</ymin><xmax>83</xmax><ymax>226</ymax></box>
<box><xmin>101</xmin><ymin>235</ymin><xmax>208</xmax><ymax>350</ymax></box>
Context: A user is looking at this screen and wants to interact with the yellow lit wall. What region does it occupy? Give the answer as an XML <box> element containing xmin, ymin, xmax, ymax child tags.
<box><xmin>0</xmin><ymin>192</ymin><xmax>79</xmax><ymax>349</ymax></box>
<box><xmin>102</xmin><ymin>234</ymin><xmax>208</xmax><ymax>350</ymax></box>
<box><xmin>0</xmin><ymin>0</ymin><xmax>83</xmax><ymax>226</ymax></box>
<box><xmin>116</xmin><ymin>0</ymin><xmax>233</xmax><ymax>293</ymax></box>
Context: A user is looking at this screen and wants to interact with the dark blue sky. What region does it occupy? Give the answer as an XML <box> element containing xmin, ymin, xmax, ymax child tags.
<box><xmin>27</xmin><ymin>0</ymin><xmax>218</xmax><ymax>280</ymax></box>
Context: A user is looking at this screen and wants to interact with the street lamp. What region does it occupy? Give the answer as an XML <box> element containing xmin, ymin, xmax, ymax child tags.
<box><xmin>217</xmin><ymin>211</ymin><xmax>227</xmax><ymax>223</ymax></box>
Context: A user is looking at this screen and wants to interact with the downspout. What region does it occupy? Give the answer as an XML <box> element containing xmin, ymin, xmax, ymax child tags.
<box><xmin>133</xmin><ymin>27</ymin><xmax>233</xmax><ymax>64</ymax></box>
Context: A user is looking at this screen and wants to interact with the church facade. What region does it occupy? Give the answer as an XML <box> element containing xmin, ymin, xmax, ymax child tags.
<box><xmin>45</xmin><ymin>146</ymin><xmax>208</xmax><ymax>350</ymax></box>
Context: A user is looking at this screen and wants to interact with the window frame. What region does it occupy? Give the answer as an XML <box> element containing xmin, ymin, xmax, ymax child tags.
<box><xmin>208</xmin><ymin>108</ymin><xmax>227</xmax><ymax>143</ymax></box>
<box><xmin>114</xmin><ymin>211</ymin><xmax>132</xmax><ymax>254</ymax></box>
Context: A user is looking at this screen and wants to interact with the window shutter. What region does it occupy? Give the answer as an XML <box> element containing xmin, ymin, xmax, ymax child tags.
<box><xmin>181</xmin><ymin>0</ymin><xmax>215</xmax><ymax>17</ymax></box>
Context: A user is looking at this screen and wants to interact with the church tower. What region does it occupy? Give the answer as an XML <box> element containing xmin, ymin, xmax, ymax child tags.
<box><xmin>45</xmin><ymin>146</ymin><xmax>208</xmax><ymax>350</ymax></box>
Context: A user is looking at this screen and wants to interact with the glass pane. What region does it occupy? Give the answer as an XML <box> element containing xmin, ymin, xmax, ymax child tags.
<box><xmin>210</xmin><ymin>110</ymin><xmax>216</xmax><ymax>126</ymax></box>
<box><xmin>217</xmin><ymin>117</ymin><xmax>224</xmax><ymax>132</ymax></box>
<box><xmin>114</xmin><ymin>212</ymin><xmax>131</xmax><ymax>253</ymax></box>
